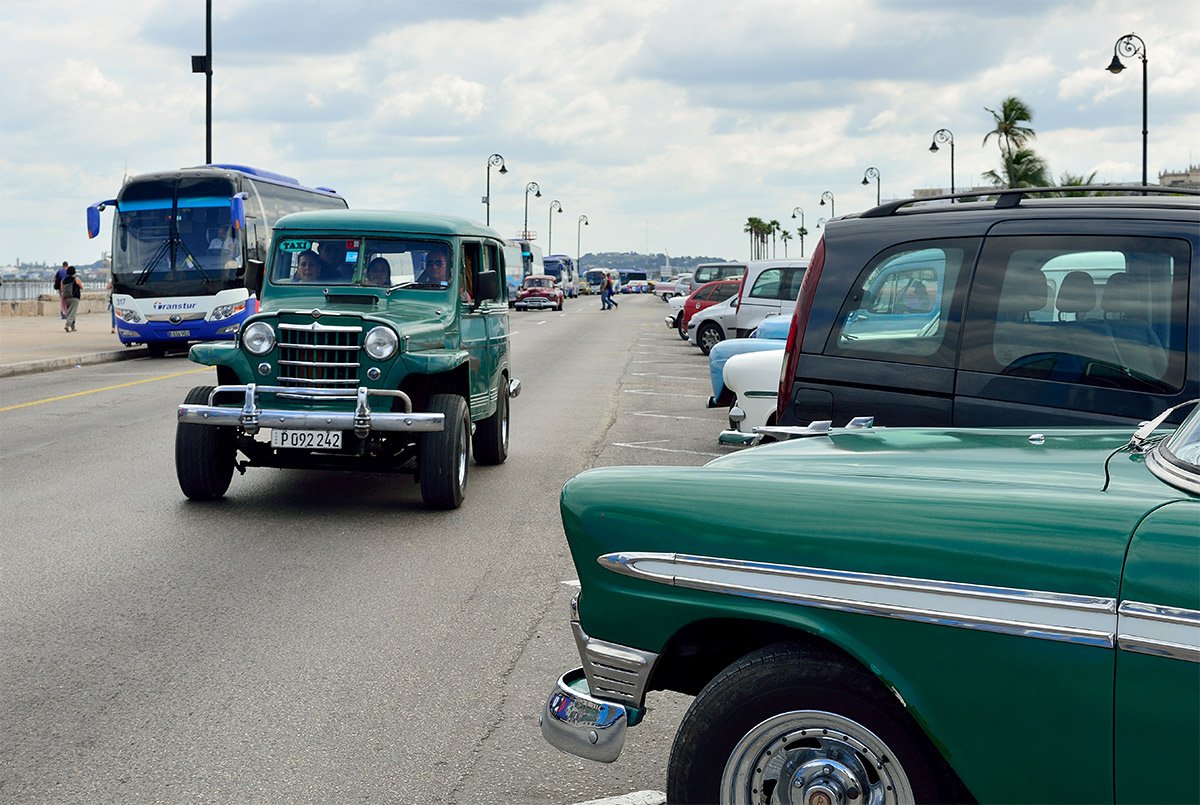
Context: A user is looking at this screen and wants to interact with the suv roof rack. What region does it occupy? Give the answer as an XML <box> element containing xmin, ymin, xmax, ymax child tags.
<box><xmin>859</xmin><ymin>185</ymin><xmax>1200</xmax><ymax>218</ymax></box>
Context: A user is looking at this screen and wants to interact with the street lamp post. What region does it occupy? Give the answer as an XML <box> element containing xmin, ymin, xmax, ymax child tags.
<box><xmin>484</xmin><ymin>154</ymin><xmax>507</xmax><ymax>226</ymax></box>
<box><xmin>523</xmin><ymin>181</ymin><xmax>542</xmax><ymax>240</ymax></box>
<box><xmin>190</xmin><ymin>0</ymin><xmax>213</xmax><ymax>163</ymax></box>
<box><xmin>817</xmin><ymin>218</ymin><xmax>828</xmax><ymax>229</ymax></box>
<box><xmin>819</xmin><ymin>191</ymin><xmax>835</xmax><ymax>219</ymax></box>
<box><xmin>862</xmin><ymin>167</ymin><xmax>880</xmax><ymax>206</ymax></box>
<box><xmin>929</xmin><ymin>129</ymin><xmax>955</xmax><ymax>195</ymax></box>
<box><xmin>1106</xmin><ymin>33</ymin><xmax>1148</xmax><ymax>187</ymax></box>
<box><xmin>577</xmin><ymin>215</ymin><xmax>589</xmax><ymax>275</ymax></box>
<box><xmin>548</xmin><ymin>200</ymin><xmax>563</xmax><ymax>253</ymax></box>
<box><xmin>790</xmin><ymin>206</ymin><xmax>806</xmax><ymax>257</ymax></box>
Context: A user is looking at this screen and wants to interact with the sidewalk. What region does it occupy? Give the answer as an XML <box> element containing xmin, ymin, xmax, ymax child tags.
<box><xmin>0</xmin><ymin>311</ymin><xmax>148</xmax><ymax>378</ymax></box>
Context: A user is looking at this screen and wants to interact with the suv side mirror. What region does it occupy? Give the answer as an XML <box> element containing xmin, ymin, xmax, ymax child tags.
<box><xmin>245</xmin><ymin>259</ymin><xmax>265</xmax><ymax>297</ymax></box>
<box><xmin>476</xmin><ymin>269</ymin><xmax>499</xmax><ymax>301</ymax></box>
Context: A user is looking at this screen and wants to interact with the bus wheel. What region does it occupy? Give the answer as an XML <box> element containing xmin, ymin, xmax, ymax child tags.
<box><xmin>147</xmin><ymin>342</ymin><xmax>167</xmax><ymax>358</ymax></box>
<box><xmin>419</xmin><ymin>393</ymin><xmax>470</xmax><ymax>509</ymax></box>
<box><xmin>175</xmin><ymin>385</ymin><xmax>235</xmax><ymax>500</ymax></box>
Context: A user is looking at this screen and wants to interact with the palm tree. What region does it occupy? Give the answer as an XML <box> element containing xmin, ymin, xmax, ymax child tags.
<box><xmin>744</xmin><ymin>217</ymin><xmax>764</xmax><ymax>258</ymax></box>
<box><xmin>1057</xmin><ymin>170</ymin><xmax>1099</xmax><ymax>197</ymax></box>
<box><xmin>768</xmin><ymin>220</ymin><xmax>781</xmax><ymax>258</ymax></box>
<box><xmin>983</xmin><ymin>147</ymin><xmax>1051</xmax><ymax>189</ymax></box>
<box><xmin>796</xmin><ymin>225</ymin><xmax>808</xmax><ymax>257</ymax></box>
<box><xmin>983</xmin><ymin>96</ymin><xmax>1036</xmax><ymax>160</ymax></box>
<box><xmin>779</xmin><ymin>229</ymin><xmax>792</xmax><ymax>257</ymax></box>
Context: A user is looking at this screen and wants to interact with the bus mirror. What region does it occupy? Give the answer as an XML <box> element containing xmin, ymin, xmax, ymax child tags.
<box><xmin>86</xmin><ymin>199</ymin><xmax>116</xmax><ymax>239</ymax></box>
<box><xmin>230</xmin><ymin>193</ymin><xmax>248</xmax><ymax>231</ymax></box>
<box><xmin>476</xmin><ymin>270</ymin><xmax>499</xmax><ymax>300</ymax></box>
<box><xmin>245</xmin><ymin>259</ymin><xmax>265</xmax><ymax>295</ymax></box>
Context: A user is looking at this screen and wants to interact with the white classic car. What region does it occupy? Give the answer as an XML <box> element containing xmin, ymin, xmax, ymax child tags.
<box><xmin>718</xmin><ymin>348</ymin><xmax>786</xmax><ymax>446</ymax></box>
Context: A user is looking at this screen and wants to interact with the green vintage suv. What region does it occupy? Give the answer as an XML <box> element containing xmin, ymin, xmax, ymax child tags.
<box><xmin>175</xmin><ymin>210</ymin><xmax>519</xmax><ymax>509</ymax></box>
<box><xmin>541</xmin><ymin>404</ymin><xmax>1199</xmax><ymax>803</ymax></box>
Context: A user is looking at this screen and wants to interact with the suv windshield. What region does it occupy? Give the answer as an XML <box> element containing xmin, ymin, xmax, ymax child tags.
<box><xmin>270</xmin><ymin>237</ymin><xmax>453</xmax><ymax>288</ymax></box>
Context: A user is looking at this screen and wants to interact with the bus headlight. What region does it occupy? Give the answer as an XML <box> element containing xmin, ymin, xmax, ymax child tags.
<box><xmin>242</xmin><ymin>322</ymin><xmax>276</xmax><ymax>355</ymax></box>
<box><xmin>114</xmin><ymin>307</ymin><xmax>143</xmax><ymax>324</ymax></box>
<box><xmin>364</xmin><ymin>326</ymin><xmax>398</xmax><ymax>360</ymax></box>
<box><xmin>209</xmin><ymin>301</ymin><xmax>247</xmax><ymax>321</ymax></box>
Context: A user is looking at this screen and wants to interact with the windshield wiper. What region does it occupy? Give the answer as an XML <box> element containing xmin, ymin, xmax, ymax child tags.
<box><xmin>176</xmin><ymin>236</ymin><xmax>214</xmax><ymax>283</ymax></box>
<box><xmin>135</xmin><ymin>239</ymin><xmax>171</xmax><ymax>285</ymax></box>
<box><xmin>392</xmin><ymin>281</ymin><xmax>447</xmax><ymax>290</ymax></box>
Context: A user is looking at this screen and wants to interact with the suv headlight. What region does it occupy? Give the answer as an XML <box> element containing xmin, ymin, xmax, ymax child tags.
<box><xmin>209</xmin><ymin>301</ymin><xmax>247</xmax><ymax>322</ymax></box>
<box><xmin>364</xmin><ymin>326</ymin><xmax>398</xmax><ymax>360</ymax></box>
<box><xmin>242</xmin><ymin>321</ymin><xmax>275</xmax><ymax>355</ymax></box>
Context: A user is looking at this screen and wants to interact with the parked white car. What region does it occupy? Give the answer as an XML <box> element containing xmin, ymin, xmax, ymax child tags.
<box><xmin>687</xmin><ymin>296</ymin><xmax>740</xmax><ymax>354</ymax></box>
<box><xmin>718</xmin><ymin>348</ymin><xmax>786</xmax><ymax>446</ymax></box>
<box><xmin>656</xmin><ymin>273</ymin><xmax>692</xmax><ymax>301</ymax></box>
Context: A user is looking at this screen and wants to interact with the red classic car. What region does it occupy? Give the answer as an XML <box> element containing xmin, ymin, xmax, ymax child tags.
<box><xmin>514</xmin><ymin>274</ymin><xmax>565</xmax><ymax>311</ymax></box>
<box><xmin>668</xmin><ymin>278</ymin><xmax>742</xmax><ymax>339</ymax></box>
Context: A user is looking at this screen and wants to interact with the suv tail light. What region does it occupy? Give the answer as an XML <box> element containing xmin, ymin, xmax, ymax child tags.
<box><xmin>777</xmin><ymin>237</ymin><xmax>826</xmax><ymax>422</ymax></box>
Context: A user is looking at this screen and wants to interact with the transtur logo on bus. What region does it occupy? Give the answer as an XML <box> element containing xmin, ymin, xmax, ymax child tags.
<box><xmin>153</xmin><ymin>301</ymin><xmax>199</xmax><ymax>311</ymax></box>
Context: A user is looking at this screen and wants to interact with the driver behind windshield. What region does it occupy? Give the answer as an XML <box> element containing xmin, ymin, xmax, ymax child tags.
<box><xmin>417</xmin><ymin>248</ymin><xmax>451</xmax><ymax>285</ymax></box>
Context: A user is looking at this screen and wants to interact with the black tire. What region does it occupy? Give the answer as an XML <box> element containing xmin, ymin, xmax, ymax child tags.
<box><xmin>557</xmin><ymin>300</ymin><xmax>563</xmax><ymax>311</ymax></box>
<box><xmin>472</xmin><ymin>379</ymin><xmax>509</xmax><ymax>466</ymax></box>
<box><xmin>419</xmin><ymin>393</ymin><xmax>469</xmax><ymax>509</ymax></box>
<box><xmin>667</xmin><ymin>643</ymin><xmax>947</xmax><ymax>804</ymax></box>
<box><xmin>677</xmin><ymin>314</ymin><xmax>689</xmax><ymax>341</ymax></box>
<box><xmin>146</xmin><ymin>342</ymin><xmax>168</xmax><ymax>358</ymax></box>
<box><xmin>175</xmin><ymin>385</ymin><xmax>236</xmax><ymax>500</ymax></box>
<box><xmin>697</xmin><ymin>321</ymin><xmax>724</xmax><ymax>355</ymax></box>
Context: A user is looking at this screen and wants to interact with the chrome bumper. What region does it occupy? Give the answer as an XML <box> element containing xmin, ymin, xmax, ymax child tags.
<box><xmin>541</xmin><ymin>620</ymin><xmax>659</xmax><ymax>763</ymax></box>
<box><xmin>177</xmin><ymin>383</ymin><xmax>444</xmax><ymax>438</ymax></box>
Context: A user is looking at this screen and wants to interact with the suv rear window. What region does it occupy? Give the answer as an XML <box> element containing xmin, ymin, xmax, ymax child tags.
<box><xmin>959</xmin><ymin>235</ymin><xmax>1189</xmax><ymax>393</ymax></box>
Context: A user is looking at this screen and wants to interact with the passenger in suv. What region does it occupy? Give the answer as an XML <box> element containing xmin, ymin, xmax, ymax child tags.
<box><xmin>777</xmin><ymin>187</ymin><xmax>1199</xmax><ymax>429</ymax></box>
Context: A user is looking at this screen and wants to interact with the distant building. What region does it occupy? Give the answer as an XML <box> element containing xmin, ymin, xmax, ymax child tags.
<box><xmin>1159</xmin><ymin>165</ymin><xmax>1200</xmax><ymax>189</ymax></box>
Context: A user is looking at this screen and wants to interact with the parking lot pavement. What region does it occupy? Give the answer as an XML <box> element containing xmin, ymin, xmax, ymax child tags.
<box><xmin>599</xmin><ymin>309</ymin><xmax>736</xmax><ymax>469</ymax></box>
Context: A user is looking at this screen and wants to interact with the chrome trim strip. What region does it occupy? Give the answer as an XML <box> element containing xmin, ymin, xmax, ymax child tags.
<box><xmin>1118</xmin><ymin>601</ymin><xmax>1200</xmax><ymax>662</ymax></box>
<box><xmin>278</xmin><ymin>322</ymin><xmax>362</xmax><ymax>333</ymax></box>
<box><xmin>600</xmin><ymin>552</ymin><xmax>1117</xmax><ymax>648</ymax></box>
<box><xmin>278</xmin><ymin>359</ymin><xmax>361</xmax><ymax>369</ymax></box>
<box><xmin>571</xmin><ymin>622</ymin><xmax>658</xmax><ymax>708</ymax></box>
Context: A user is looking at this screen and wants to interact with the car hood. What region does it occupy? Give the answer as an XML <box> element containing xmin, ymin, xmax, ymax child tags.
<box><xmin>707</xmin><ymin>426</ymin><xmax>1133</xmax><ymax>492</ymax></box>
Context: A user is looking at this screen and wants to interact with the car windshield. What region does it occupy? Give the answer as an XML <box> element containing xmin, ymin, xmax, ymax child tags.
<box><xmin>270</xmin><ymin>237</ymin><xmax>453</xmax><ymax>289</ymax></box>
<box><xmin>524</xmin><ymin>277</ymin><xmax>553</xmax><ymax>288</ymax></box>
<box><xmin>1160</xmin><ymin>402</ymin><xmax>1200</xmax><ymax>467</ymax></box>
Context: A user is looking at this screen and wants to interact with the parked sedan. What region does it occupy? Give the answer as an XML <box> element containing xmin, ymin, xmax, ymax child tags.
<box><xmin>686</xmin><ymin>293</ymin><xmax>739</xmax><ymax>354</ymax></box>
<box><xmin>514</xmin><ymin>274</ymin><xmax>564</xmax><ymax>311</ymax></box>
<box><xmin>664</xmin><ymin>278</ymin><xmax>740</xmax><ymax>341</ymax></box>
<box><xmin>718</xmin><ymin>348</ymin><xmax>785</xmax><ymax>445</ymax></box>
<box><xmin>541</xmin><ymin>401</ymin><xmax>1200</xmax><ymax>804</ymax></box>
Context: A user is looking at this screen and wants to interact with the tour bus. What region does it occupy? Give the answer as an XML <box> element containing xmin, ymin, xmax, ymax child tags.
<box><xmin>542</xmin><ymin>254</ymin><xmax>578</xmax><ymax>297</ymax></box>
<box><xmin>87</xmin><ymin>164</ymin><xmax>347</xmax><ymax>356</ymax></box>
<box><xmin>583</xmin><ymin>267</ymin><xmax>619</xmax><ymax>294</ymax></box>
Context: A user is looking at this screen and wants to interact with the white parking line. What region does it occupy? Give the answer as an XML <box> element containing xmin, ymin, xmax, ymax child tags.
<box><xmin>630</xmin><ymin>373</ymin><xmax>703</xmax><ymax>381</ymax></box>
<box><xmin>629</xmin><ymin>411</ymin><xmax>720</xmax><ymax>421</ymax></box>
<box><xmin>573</xmin><ymin>792</ymin><xmax>666</xmax><ymax>805</ymax></box>
<box><xmin>622</xmin><ymin>389</ymin><xmax>710</xmax><ymax>399</ymax></box>
<box><xmin>536</xmin><ymin>320</ymin><xmax>547</xmax><ymax>326</ymax></box>
<box><xmin>612</xmin><ymin>441</ymin><xmax>722</xmax><ymax>457</ymax></box>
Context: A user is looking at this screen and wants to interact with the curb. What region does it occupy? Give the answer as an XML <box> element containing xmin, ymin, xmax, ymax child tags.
<box><xmin>0</xmin><ymin>348</ymin><xmax>149</xmax><ymax>379</ymax></box>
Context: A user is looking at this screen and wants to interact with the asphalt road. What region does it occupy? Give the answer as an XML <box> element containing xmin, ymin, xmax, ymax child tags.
<box><xmin>0</xmin><ymin>293</ymin><xmax>737</xmax><ymax>804</ymax></box>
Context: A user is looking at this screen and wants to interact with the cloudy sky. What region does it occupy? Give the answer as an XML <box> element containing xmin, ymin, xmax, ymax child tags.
<box><xmin>2</xmin><ymin>0</ymin><xmax>1197</xmax><ymax>267</ymax></box>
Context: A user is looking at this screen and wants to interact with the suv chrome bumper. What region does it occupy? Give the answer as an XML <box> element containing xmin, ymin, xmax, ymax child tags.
<box><xmin>540</xmin><ymin>621</ymin><xmax>659</xmax><ymax>763</ymax></box>
<box><xmin>178</xmin><ymin>383</ymin><xmax>444</xmax><ymax>438</ymax></box>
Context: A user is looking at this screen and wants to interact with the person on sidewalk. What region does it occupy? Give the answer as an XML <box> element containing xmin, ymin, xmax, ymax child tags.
<box><xmin>61</xmin><ymin>265</ymin><xmax>82</xmax><ymax>332</ymax></box>
<box><xmin>54</xmin><ymin>261</ymin><xmax>70</xmax><ymax>319</ymax></box>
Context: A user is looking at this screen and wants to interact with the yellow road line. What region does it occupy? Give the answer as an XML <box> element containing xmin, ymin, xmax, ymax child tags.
<box><xmin>0</xmin><ymin>367</ymin><xmax>210</xmax><ymax>412</ymax></box>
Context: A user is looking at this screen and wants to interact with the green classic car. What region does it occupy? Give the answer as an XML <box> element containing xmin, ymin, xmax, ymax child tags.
<box><xmin>541</xmin><ymin>403</ymin><xmax>1200</xmax><ymax>803</ymax></box>
<box><xmin>175</xmin><ymin>210</ymin><xmax>519</xmax><ymax>509</ymax></box>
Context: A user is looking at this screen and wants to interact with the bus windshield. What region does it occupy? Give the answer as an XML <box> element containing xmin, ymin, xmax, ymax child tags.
<box><xmin>112</xmin><ymin>176</ymin><xmax>243</xmax><ymax>298</ymax></box>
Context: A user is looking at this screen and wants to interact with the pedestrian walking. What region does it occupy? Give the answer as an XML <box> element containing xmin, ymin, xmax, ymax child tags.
<box><xmin>53</xmin><ymin>261</ymin><xmax>70</xmax><ymax>319</ymax></box>
<box><xmin>107</xmin><ymin>276</ymin><xmax>115</xmax><ymax>333</ymax></box>
<box><xmin>599</xmin><ymin>274</ymin><xmax>611</xmax><ymax>310</ymax></box>
<box><xmin>61</xmin><ymin>265</ymin><xmax>82</xmax><ymax>332</ymax></box>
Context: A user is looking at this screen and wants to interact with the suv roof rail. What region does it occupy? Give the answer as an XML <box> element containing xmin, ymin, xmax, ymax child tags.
<box><xmin>860</xmin><ymin>185</ymin><xmax>1200</xmax><ymax>218</ymax></box>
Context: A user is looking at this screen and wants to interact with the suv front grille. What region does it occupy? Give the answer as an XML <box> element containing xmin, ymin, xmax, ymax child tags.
<box><xmin>277</xmin><ymin>322</ymin><xmax>362</xmax><ymax>389</ymax></box>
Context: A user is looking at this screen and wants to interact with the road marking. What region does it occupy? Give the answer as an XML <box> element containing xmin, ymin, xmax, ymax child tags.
<box><xmin>573</xmin><ymin>792</ymin><xmax>666</xmax><ymax>805</ymax></box>
<box><xmin>560</xmin><ymin>579</ymin><xmax>581</xmax><ymax>589</ymax></box>
<box><xmin>0</xmin><ymin>366</ymin><xmax>210</xmax><ymax>412</ymax></box>
<box><xmin>622</xmin><ymin>389</ymin><xmax>709</xmax><ymax>399</ymax></box>
<box><xmin>536</xmin><ymin>320</ymin><xmax>547</xmax><ymax>326</ymax></box>
<box><xmin>629</xmin><ymin>411</ymin><xmax>721</xmax><ymax>422</ymax></box>
<box><xmin>612</xmin><ymin>441</ymin><xmax>722</xmax><ymax>457</ymax></box>
<box><xmin>631</xmin><ymin>373</ymin><xmax>704</xmax><ymax>381</ymax></box>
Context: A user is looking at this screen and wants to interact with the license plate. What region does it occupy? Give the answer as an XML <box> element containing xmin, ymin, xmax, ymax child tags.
<box><xmin>168</xmin><ymin>330</ymin><xmax>190</xmax><ymax>338</ymax></box>
<box><xmin>270</xmin><ymin>429</ymin><xmax>343</xmax><ymax>450</ymax></box>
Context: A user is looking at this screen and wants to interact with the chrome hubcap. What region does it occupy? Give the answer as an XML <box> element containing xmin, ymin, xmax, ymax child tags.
<box><xmin>720</xmin><ymin>711</ymin><xmax>912</xmax><ymax>805</ymax></box>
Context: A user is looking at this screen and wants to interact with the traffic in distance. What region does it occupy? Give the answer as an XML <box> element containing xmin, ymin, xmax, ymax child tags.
<box><xmin>76</xmin><ymin>168</ymin><xmax>1200</xmax><ymax>803</ymax></box>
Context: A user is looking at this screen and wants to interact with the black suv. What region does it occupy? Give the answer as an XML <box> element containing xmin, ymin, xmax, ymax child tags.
<box><xmin>776</xmin><ymin>187</ymin><xmax>1200</xmax><ymax>428</ymax></box>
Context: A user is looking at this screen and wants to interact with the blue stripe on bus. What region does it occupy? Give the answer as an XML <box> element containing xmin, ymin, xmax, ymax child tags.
<box><xmin>120</xmin><ymin>196</ymin><xmax>230</xmax><ymax>211</ymax></box>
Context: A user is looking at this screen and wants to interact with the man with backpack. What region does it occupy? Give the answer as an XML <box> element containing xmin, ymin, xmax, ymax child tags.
<box><xmin>61</xmin><ymin>265</ymin><xmax>82</xmax><ymax>332</ymax></box>
<box><xmin>53</xmin><ymin>261</ymin><xmax>70</xmax><ymax>319</ymax></box>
